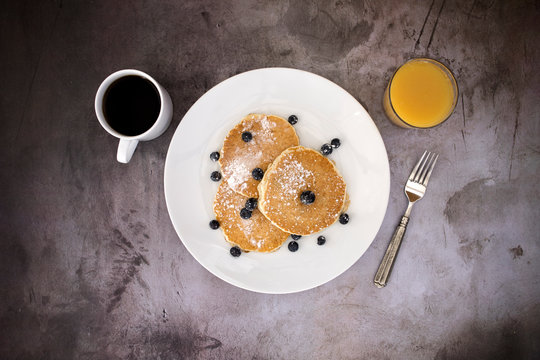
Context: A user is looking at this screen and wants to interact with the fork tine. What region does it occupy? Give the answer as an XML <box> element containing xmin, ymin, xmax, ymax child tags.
<box><xmin>421</xmin><ymin>153</ymin><xmax>439</xmax><ymax>186</ymax></box>
<box><xmin>409</xmin><ymin>150</ymin><xmax>427</xmax><ymax>181</ymax></box>
<box><xmin>417</xmin><ymin>152</ymin><xmax>434</xmax><ymax>183</ymax></box>
<box><xmin>413</xmin><ymin>151</ymin><xmax>431</xmax><ymax>182</ymax></box>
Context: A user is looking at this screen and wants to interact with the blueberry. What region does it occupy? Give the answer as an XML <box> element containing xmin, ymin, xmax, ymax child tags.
<box><xmin>242</xmin><ymin>131</ymin><xmax>252</xmax><ymax>142</ymax></box>
<box><xmin>317</xmin><ymin>235</ymin><xmax>326</xmax><ymax>245</ymax></box>
<box><xmin>209</xmin><ymin>220</ymin><xmax>220</xmax><ymax>229</ymax></box>
<box><xmin>210</xmin><ymin>151</ymin><xmax>220</xmax><ymax>161</ymax></box>
<box><xmin>210</xmin><ymin>171</ymin><xmax>222</xmax><ymax>182</ymax></box>
<box><xmin>230</xmin><ymin>246</ymin><xmax>241</xmax><ymax>257</ymax></box>
<box><xmin>245</xmin><ymin>198</ymin><xmax>258</xmax><ymax>211</ymax></box>
<box><xmin>321</xmin><ymin>143</ymin><xmax>333</xmax><ymax>156</ymax></box>
<box><xmin>331</xmin><ymin>138</ymin><xmax>341</xmax><ymax>148</ymax></box>
<box><xmin>288</xmin><ymin>115</ymin><xmax>298</xmax><ymax>125</ymax></box>
<box><xmin>240</xmin><ymin>208</ymin><xmax>252</xmax><ymax>219</ymax></box>
<box><xmin>288</xmin><ymin>241</ymin><xmax>299</xmax><ymax>252</ymax></box>
<box><xmin>300</xmin><ymin>190</ymin><xmax>315</xmax><ymax>205</ymax></box>
<box><xmin>339</xmin><ymin>213</ymin><xmax>349</xmax><ymax>224</ymax></box>
<box><xmin>291</xmin><ymin>234</ymin><xmax>302</xmax><ymax>240</ymax></box>
<box><xmin>252</xmin><ymin>167</ymin><xmax>264</xmax><ymax>180</ymax></box>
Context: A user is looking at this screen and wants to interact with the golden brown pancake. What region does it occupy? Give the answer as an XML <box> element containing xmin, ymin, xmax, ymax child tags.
<box><xmin>257</xmin><ymin>146</ymin><xmax>347</xmax><ymax>235</ymax></box>
<box><xmin>213</xmin><ymin>181</ymin><xmax>290</xmax><ymax>252</ymax></box>
<box><xmin>219</xmin><ymin>114</ymin><xmax>299</xmax><ymax>198</ymax></box>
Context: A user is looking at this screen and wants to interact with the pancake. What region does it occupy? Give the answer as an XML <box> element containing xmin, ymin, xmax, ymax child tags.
<box><xmin>219</xmin><ymin>114</ymin><xmax>299</xmax><ymax>198</ymax></box>
<box><xmin>213</xmin><ymin>181</ymin><xmax>290</xmax><ymax>252</ymax></box>
<box><xmin>257</xmin><ymin>146</ymin><xmax>347</xmax><ymax>235</ymax></box>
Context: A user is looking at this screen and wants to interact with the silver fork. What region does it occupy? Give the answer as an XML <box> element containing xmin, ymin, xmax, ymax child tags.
<box><xmin>374</xmin><ymin>151</ymin><xmax>439</xmax><ymax>288</ymax></box>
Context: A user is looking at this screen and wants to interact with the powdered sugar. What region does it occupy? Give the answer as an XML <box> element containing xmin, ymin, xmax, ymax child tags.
<box><xmin>219</xmin><ymin>113</ymin><xmax>299</xmax><ymax>198</ymax></box>
<box><xmin>225</xmin><ymin>158</ymin><xmax>251</xmax><ymax>191</ymax></box>
<box><xmin>275</xmin><ymin>156</ymin><xmax>314</xmax><ymax>197</ymax></box>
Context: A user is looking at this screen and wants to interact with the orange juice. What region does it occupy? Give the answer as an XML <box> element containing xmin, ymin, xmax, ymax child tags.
<box><xmin>383</xmin><ymin>58</ymin><xmax>458</xmax><ymax>128</ymax></box>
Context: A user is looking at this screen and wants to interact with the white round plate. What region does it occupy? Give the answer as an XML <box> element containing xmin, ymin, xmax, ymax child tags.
<box><xmin>164</xmin><ymin>68</ymin><xmax>390</xmax><ymax>294</ymax></box>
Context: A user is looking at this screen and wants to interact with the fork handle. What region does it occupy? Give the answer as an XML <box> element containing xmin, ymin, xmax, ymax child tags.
<box><xmin>374</xmin><ymin>215</ymin><xmax>409</xmax><ymax>288</ymax></box>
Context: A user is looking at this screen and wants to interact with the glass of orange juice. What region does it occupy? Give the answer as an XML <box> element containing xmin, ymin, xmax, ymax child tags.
<box><xmin>383</xmin><ymin>58</ymin><xmax>458</xmax><ymax>128</ymax></box>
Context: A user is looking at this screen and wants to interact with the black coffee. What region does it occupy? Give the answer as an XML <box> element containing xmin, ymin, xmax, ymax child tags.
<box><xmin>103</xmin><ymin>75</ymin><xmax>161</xmax><ymax>136</ymax></box>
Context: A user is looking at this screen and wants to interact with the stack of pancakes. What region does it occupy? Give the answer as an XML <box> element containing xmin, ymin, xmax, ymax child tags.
<box><xmin>213</xmin><ymin>113</ymin><xmax>347</xmax><ymax>252</ymax></box>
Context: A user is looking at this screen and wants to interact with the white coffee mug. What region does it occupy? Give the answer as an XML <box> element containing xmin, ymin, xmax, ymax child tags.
<box><xmin>95</xmin><ymin>69</ymin><xmax>173</xmax><ymax>163</ymax></box>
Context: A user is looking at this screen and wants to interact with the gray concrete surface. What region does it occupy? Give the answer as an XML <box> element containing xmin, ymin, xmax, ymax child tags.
<box><xmin>1</xmin><ymin>0</ymin><xmax>539</xmax><ymax>359</ymax></box>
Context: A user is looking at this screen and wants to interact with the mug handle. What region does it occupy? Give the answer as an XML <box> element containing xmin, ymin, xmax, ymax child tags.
<box><xmin>117</xmin><ymin>139</ymin><xmax>139</xmax><ymax>163</ymax></box>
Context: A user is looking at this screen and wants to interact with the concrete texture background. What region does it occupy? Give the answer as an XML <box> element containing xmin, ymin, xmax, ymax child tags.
<box><xmin>1</xmin><ymin>0</ymin><xmax>539</xmax><ymax>359</ymax></box>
